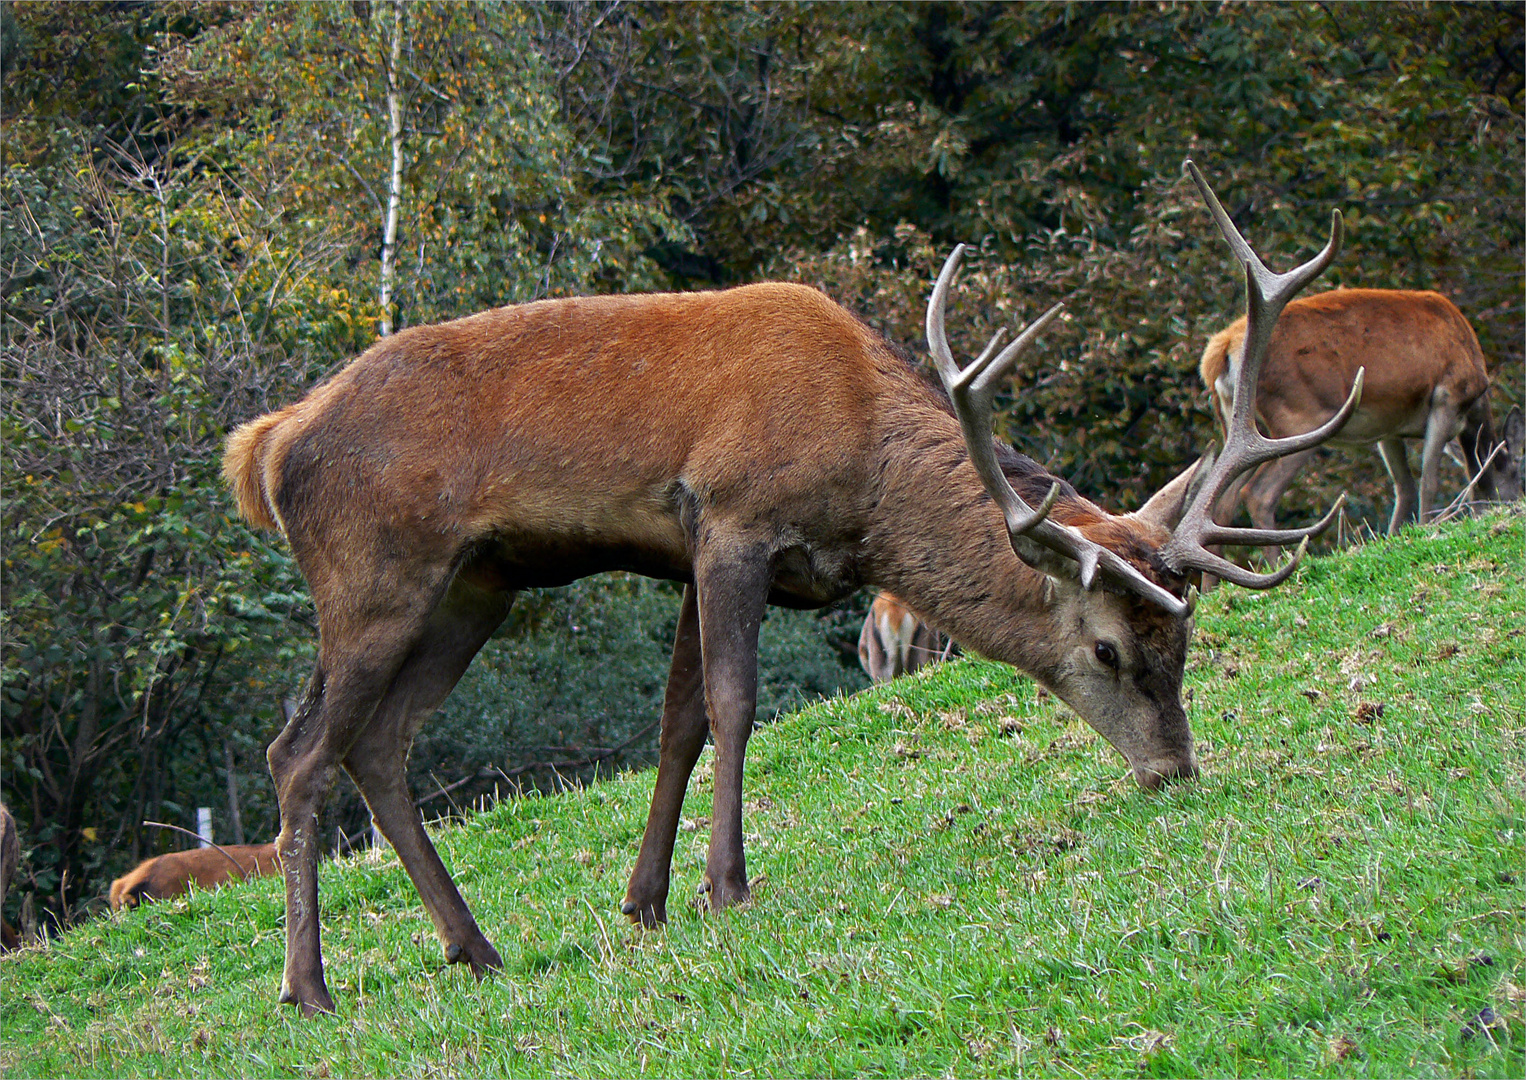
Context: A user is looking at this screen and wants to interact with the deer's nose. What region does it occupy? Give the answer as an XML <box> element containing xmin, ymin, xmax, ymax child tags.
<box><xmin>1132</xmin><ymin>752</ymin><xmax>1199</xmax><ymax>791</ymax></box>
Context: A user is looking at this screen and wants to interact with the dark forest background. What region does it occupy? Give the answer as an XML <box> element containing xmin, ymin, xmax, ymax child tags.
<box><xmin>2</xmin><ymin>0</ymin><xmax>1520</xmax><ymax>932</ymax></box>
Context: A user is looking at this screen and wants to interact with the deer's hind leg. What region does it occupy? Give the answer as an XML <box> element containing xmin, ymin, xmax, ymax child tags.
<box><xmin>1240</xmin><ymin>447</ymin><xmax>1317</xmax><ymax>563</ymax></box>
<box><xmin>1212</xmin><ymin>460</ymin><xmax>1257</xmax><ymax>530</ymax></box>
<box><xmin>341</xmin><ymin>574</ymin><xmax>514</xmax><ymax>976</ymax></box>
<box><xmin>1418</xmin><ymin>400</ymin><xmax>1463</xmax><ymax>524</ymax></box>
<box><xmin>268</xmin><ymin>560</ymin><xmax>459</xmax><ymax>1016</ymax></box>
<box><xmin>1200</xmin><ymin>460</ymin><xmax>1260</xmax><ymax>590</ymax></box>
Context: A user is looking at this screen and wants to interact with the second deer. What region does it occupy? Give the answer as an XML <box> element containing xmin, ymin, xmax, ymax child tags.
<box><xmin>109</xmin><ymin>842</ymin><xmax>281</xmax><ymax>910</ymax></box>
<box><xmin>1201</xmin><ymin>288</ymin><xmax>1522</xmax><ymax>538</ymax></box>
<box><xmin>858</xmin><ymin>593</ymin><xmax>950</xmax><ymax>683</ymax></box>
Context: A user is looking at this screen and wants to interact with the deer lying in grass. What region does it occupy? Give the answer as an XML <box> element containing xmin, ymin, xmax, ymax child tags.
<box><xmin>223</xmin><ymin>160</ymin><xmax>1359</xmax><ymax>1015</ymax></box>
<box><xmin>109</xmin><ymin>842</ymin><xmax>281</xmax><ymax>911</ymax></box>
<box><xmin>1200</xmin><ymin>289</ymin><xmax>1522</xmax><ymax>538</ymax></box>
<box><xmin>858</xmin><ymin>593</ymin><xmax>949</xmax><ymax>682</ymax></box>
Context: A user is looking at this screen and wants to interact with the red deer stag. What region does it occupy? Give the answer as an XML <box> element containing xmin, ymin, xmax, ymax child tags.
<box><xmin>222</xmin><ymin>161</ymin><xmax>1359</xmax><ymax>1015</ymax></box>
<box><xmin>858</xmin><ymin>593</ymin><xmax>949</xmax><ymax>682</ymax></box>
<box><xmin>109</xmin><ymin>842</ymin><xmax>281</xmax><ymax>911</ymax></box>
<box><xmin>1201</xmin><ymin>289</ymin><xmax>1522</xmax><ymax>539</ymax></box>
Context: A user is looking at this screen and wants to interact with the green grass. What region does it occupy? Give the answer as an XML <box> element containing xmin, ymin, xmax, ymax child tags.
<box><xmin>3</xmin><ymin>510</ymin><xmax>1522</xmax><ymax>1078</ymax></box>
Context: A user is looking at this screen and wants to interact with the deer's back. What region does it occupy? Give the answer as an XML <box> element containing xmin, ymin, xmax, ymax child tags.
<box><xmin>244</xmin><ymin>284</ymin><xmax>937</xmax><ymax>595</ymax></box>
<box><xmin>1201</xmin><ymin>289</ymin><xmax>1489</xmax><ymax>443</ymax></box>
<box><xmin>109</xmin><ymin>843</ymin><xmax>280</xmax><ymax>909</ymax></box>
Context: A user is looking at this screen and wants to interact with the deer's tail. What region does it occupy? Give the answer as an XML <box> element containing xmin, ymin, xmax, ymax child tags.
<box><xmin>1198</xmin><ymin>325</ymin><xmax>1237</xmax><ymax>435</ymax></box>
<box><xmin>109</xmin><ymin>865</ymin><xmax>148</xmax><ymax>911</ymax></box>
<box><xmin>223</xmin><ymin>410</ymin><xmax>291</xmax><ymax>534</ymax></box>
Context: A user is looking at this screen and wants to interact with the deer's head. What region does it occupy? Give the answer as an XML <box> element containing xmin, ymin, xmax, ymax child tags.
<box><xmin>928</xmin><ymin>161</ymin><xmax>1362</xmax><ymax>789</ymax></box>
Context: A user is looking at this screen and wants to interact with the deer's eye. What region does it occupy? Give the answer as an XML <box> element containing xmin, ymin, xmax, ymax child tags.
<box><xmin>1094</xmin><ymin>641</ymin><xmax>1119</xmax><ymax>669</ymax></box>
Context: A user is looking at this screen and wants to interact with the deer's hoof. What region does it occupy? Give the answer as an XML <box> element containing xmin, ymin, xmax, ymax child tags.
<box><xmin>697</xmin><ymin>873</ymin><xmax>751</xmax><ymax>914</ymax></box>
<box><xmin>621</xmin><ymin>895</ymin><xmax>667</xmax><ymax>928</ymax></box>
<box><xmin>444</xmin><ymin>935</ymin><xmax>503</xmax><ymax>977</ymax></box>
<box><xmin>278</xmin><ymin>980</ymin><xmax>336</xmax><ymax>1017</ymax></box>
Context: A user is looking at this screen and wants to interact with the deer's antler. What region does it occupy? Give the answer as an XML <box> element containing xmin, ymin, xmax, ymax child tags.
<box><xmin>927</xmin><ymin>246</ymin><xmax>1192</xmax><ymax>617</ymax></box>
<box><xmin>1156</xmin><ymin>160</ymin><xmax>1364</xmax><ymax>587</ymax></box>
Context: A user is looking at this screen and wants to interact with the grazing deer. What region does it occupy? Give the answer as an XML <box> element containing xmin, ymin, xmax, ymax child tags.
<box><xmin>0</xmin><ymin>804</ymin><xmax>18</xmax><ymax>950</ymax></box>
<box><xmin>1200</xmin><ymin>289</ymin><xmax>1522</xmax><ymax>538</ymax></box>
<box><xmin>858</xmin><ymin>593</ymin><xmax>949</xmax><ymax>682</ymax></box>
<box><xmin>109</xmin><ymin>842</ymin><xmax>281</xmax><ymax>911</ymax></box>
<box><xmin>222</xmin><ymin>161</ymin><xmax>1358</xmax><ymax>1015</ymax></box>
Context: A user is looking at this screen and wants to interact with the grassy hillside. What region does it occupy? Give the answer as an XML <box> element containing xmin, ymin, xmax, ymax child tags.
<box><xmin>3</xmin><ymin>510</ymin><xmax>1522</xmax><ymax>1078</ymax></box>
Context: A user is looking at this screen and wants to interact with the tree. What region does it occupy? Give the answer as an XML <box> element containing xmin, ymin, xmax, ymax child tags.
<box><xmin>1</xmin><ymin>130</ymin><xmax>337</xmax><ymax>924</ymax></box>
<box><xmin>682</xmin><ymin>2</ymin><xmax>1523</xmax><ymax>518</ymax></box>
<box><xmin>160</xmin><ymin>2</ymin><xmax>686</xmax><ymax>325</ymax></box>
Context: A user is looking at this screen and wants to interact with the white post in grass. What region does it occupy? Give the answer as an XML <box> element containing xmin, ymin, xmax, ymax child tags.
<box><xmin>196</xmin><ymin>807</ymin><xmax>213</xmax><ymax>848</ymax></box>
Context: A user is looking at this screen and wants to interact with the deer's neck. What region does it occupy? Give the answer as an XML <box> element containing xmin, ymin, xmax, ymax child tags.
<box><xmin>863</xmin><ymin>401</ymin><xmax>1073</xmax><ymax>682</ymax></box>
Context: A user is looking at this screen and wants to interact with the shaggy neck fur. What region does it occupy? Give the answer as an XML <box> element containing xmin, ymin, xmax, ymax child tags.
<box><xmin>859</xmin><ymin>381</ymin><xmax>1187</xmax><ymax>680</ymax></box>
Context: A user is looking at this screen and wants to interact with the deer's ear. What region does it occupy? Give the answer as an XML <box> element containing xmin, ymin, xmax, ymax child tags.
<box><xmin>1503</xmin><ymin>405</ymin><xmax>1524</xmax><ymax>453</ymax></box>
<box><xmin>1136</xmin><ymin>449</ymin><xmax>1215</xmax><ymax>530</ymax></box>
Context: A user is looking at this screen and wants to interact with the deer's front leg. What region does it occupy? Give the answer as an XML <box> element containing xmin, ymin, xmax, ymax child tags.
<box><xmin>1377</xmin><ymin>437</ymin><xmax>1417</xmax><ymax>533</ymax></box>
<box><xmin>623</xmin><ymin>586</ymin><xmax>707</xmax><ymax>927</ymax></box>
<box><xmin>693</xmin><ymin>540</ymin><xmax>772</xmax><ymax>913</ymax></box>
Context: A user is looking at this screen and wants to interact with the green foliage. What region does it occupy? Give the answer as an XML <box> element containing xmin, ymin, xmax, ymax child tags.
<box><xmin>0</xmin><ymin>512</ymin><xmax>1520</xmax><ymax>1077</ymax></box>
<box><xmin>1</xmin><ymin>0</ymin><xmax>181</xmax><ymax>154</ymax></box>
<box><xmin>754</xmin><ymin>3</ymin><xmax>1523</xmax><ymax>516</ymax></box>
<box><xmin>159</xmin><ymin>1</ymin><xmax>686</xmax><ymax>325</ymax></box>
<box><xmin>1</xmin><ymin>126</ymin><xmax>341</xmax><ymax>923</ymax></box>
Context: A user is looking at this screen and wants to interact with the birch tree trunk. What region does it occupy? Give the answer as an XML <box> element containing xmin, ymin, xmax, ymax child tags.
<box><xmin>378</xmin><ymin>0</ymin><xmax>405</xmax><ymax>337</ymax></box>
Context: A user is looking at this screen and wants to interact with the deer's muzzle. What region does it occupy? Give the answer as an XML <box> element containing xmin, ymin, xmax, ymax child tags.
<box><xmin>1131</xmin><ymin>750</ymin><xmax>1199</xmax><ymax>791</ymax></box>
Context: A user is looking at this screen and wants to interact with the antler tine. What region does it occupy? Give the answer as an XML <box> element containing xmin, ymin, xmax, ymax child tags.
<box><xmin>1181</xmin><ymin>491</ymin><xmax>1347</xmax><ymax>590</ymax></box>
<box><xmin>1161</xmin><ymin>160</ymin><xmax>1357</xmax><ymax>585</ymax></box>
<box><xmin>1184</xmin><ymin>160</ymin><xmax>1346</xmax><ymax>473</ymax></box>
<box><xmin>927</xmin><ymin>244</ymin><xmax>1064</xmax><ymax>537</ymax></box>
<box><xmin>1192</xmin><ymin>537</ymin><xmax>1311</xmax><ymax>590</ymax></box>
<box><xmin>1201</xmin><ymin>492</ymin><xmax>1347</xmax><ymax>551</ymax></box>
<box><xmin>927</xmin><ymin>245</ymin><xmax>973</xmax><ymax>386</ymax></box>
<box><xmin>927</xmin><ymin>246</ymin><xmax>1191</xmax><ymax>617</ymax></box>
<box><xmin>1183</xmin><ymin>160</ymin><xmax>1342</xmax><ymax>313</ymax></box>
